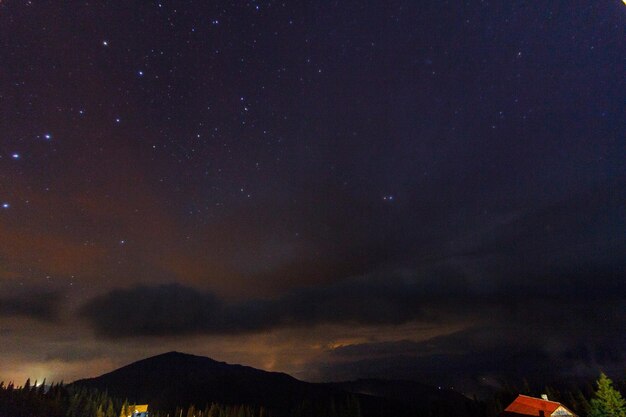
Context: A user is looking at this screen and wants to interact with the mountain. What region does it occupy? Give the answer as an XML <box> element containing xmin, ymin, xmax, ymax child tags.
<box><xmin>71</xmin><ymin>351</ymin><xmax>478</xmax><ymax>417</ymax></box>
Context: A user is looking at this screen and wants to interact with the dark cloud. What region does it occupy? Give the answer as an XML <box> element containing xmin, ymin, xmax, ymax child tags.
<box><xmin>317</xmin><ymin>322</ymin><xmax>626</xmax><ymax>395</ymax></box>
<box><xmin>80</xmin><ymin>254</ymin><xmax>624</xmax><ymax>339</ymax></box>
<box><xmin>316</xmin><ymin>344</ymin><xmax>607</xmax><ymax>394</ymax></box>
<box><xmin>78</xmin><ymin>275</ymin><xmax>428</xmax><ymax>337</ymax></box>
<box><xmin>312</xmin><ymin>283</ymin><xmax>626</xmax><ymax>393</ymax></box>
<box><xmin>44</xmin><ymin>347</ymin><xmax>105</xmax><ymax>363</ymax></box>
<box><xmin>329</xmin><ymin>339</ymin><xmax>429</xmax><ymax>359</ymax></box>
<box><xmin>0</xmin><ymin>290</ymin><xmax>63</xmax><ymax>321</ymax></box>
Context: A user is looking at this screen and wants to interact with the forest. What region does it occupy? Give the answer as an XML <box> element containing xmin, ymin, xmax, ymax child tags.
<box><xmin>0</xmin><ymin>379</ymin><xmax>359</xmax><ymax>417</ymax></box>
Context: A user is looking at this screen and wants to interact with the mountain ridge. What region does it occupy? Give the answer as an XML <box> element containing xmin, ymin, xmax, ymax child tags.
<box><xmin>71</xmin><ymin>351</ymin><xmax>476</xmax><ymax>417</ymax></box>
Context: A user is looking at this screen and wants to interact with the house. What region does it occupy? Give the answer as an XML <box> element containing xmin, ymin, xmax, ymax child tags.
<box><xmin>501</xmin><ymin>394</ymin><xmax>577</xmax><ymax>417</ymax></box>
<box><xmin>120</xmin><ymin>404</ymin><xmax>149</xmax><ymax>417</ymax></box>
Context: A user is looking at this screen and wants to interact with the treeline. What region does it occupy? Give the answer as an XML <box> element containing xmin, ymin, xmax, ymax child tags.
<box><xmin>152</xmin><ymin>403</ymin><xmax>270</xmax><ymax>417</ymax></box>
<box><xmin>67</xmin><ymin>386</ymin><xmax>122</xmax><ymax>417</ymax></box>
<box><xmin>0</xmin><ymin>379</ymin><xmax>65</xmax><ymax>417</ymax></box>
<box><xmin>0</xmin><ymin>379</ymin><xmax>122</xmax><ymax>417</ymax></box>
<box><xmin>0</xmin><ymin>381</ymin><xmax>276</xmax><ymax>417</ymax></box>
<box><xmin>290</xmin><ymin>395</ymin><xmax>361</xmax><ymax>417</ymax></box>
<box><xmin>3</xmin><ymin>372</ymin><xmax>625</xmax><ymax>417</ymax></box>
<box><xmin>148</xmin><ymin>396</ymin><xmax>361</xmax><ymax>417</ymax></box>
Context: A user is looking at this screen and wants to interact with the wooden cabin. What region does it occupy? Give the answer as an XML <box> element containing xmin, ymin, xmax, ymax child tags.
<box><xmin>500</xmin><ymin>394</ymin><xmax>577</xmax><ymax>417</ymax></box>
<box><xmin>120</xmin><ymin>404</ymin><xmax>149</xmax><ymax>417</ymax></box>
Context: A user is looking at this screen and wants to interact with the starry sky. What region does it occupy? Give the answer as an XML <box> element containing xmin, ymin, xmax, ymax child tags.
<box><xmin>0</xmin><ymin>0</ymin><xmax>624</xmax><ymax>393</ymax></box>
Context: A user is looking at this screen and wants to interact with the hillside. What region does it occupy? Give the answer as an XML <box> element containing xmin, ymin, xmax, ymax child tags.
<box><xmin>71</xmin><ymin>351</ymin><xmax>479</xmax><ymax>417</ymax></box>
<box><xmin>331</xmin><ymin>379</ymin><xmax>477</xmax><ymax>416</ymax></box>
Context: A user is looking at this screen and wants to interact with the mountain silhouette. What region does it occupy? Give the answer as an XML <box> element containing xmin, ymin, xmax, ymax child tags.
<box><xmin>71</xmin><ymin>351</ymin><xmax>476</xmax><ymax>417</ymax></box>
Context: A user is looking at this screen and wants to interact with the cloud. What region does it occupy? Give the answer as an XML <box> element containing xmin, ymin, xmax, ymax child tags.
<box><xmin>315</xmin><ymin>320</ymin><xmax>626</xmax><ymax>394</ymax></box>
<box><xmin>77</xmin><ymin>259</ymin><xmax>626</xmax><ymax>394</ymax></box>
<box><xmin>79</xmin><ymin>250</ymin><xmax>624</xmax><ymax>339</ymax></box>
<box><xmin>78</xmin><ymin>274</ymin><xmax>429</xmax><ymax>337</ymax></box>
<box><xmin>0</xmin><ymin>290</ymin><xmax>63</xmax><ymax>321</ymax></box>
<box><xmin>328</xmin><ymin>339</ymin><xmax>431</xmax><ymax>359</ymax></box>
<box><xmin>44</xmin><ymin>347</ymin><xmax>105</xmax><ymax>363</ymax></box>
<box><xmin>316</xmin><ymin>342</ymin><xmax>570</xmax><ymax>391</ymax></box>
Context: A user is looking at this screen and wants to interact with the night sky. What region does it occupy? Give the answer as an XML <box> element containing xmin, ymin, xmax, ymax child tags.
<box><xmin>0</xmin><ymin>1</ymin><xmax>624</xmax><ymax>393</ymax></box>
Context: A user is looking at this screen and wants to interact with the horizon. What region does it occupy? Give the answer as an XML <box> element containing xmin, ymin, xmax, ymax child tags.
<box><xmin>0</xmin><ymin>0</ymin><xmax>624</xmax><ymax>395</ymax></box>
<box><xmin>2</xmin><ymin>349</ymin><xmax>611</xmax><ymax>398</ymax></box>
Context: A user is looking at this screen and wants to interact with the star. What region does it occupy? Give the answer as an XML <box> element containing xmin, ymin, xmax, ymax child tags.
<box><xmin>1</xmin><ymin>203</ymin><xmax>9</xmax><ymax>209</ymax></box>
<box><xmin>11</xmin><ymin>153</ymin><xmax>20</xmax><ymax>159</ymax></box>
<box><xmin>44</xmin><ymin>133</ymin><xmax>52</xmax><ymax>140</ymax></box>
<box><xmin>138</xmin><ymin>70</ymin><xmax>144</xmax><ymax>76</ymax></box>
<box><xmin>102</xmin><ymin>40</ymin><xmax>109</xmax><ymax>46</ymax></box>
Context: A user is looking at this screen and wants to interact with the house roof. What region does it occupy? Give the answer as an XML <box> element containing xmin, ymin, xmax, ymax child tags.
<box><xmin>502</xmin><ymin>395</ymin><xmax>576</xmax><ymax>417</ymax></box>
<box><xmin>131</xmin><ymin>405</ymin><xmax>149</xmax><ymax>413</ymax></box>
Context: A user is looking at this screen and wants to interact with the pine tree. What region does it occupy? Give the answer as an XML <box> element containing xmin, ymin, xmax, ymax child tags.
<box><xmin>121</xmin><ymin>400</ymin><xmax>129</xmax><ymax>417</ymax></box>
<box><xmin>38</xmin><ymin>379</ymin><xmax>46</xmax><ymax>396</ymax></box>
<box><xmin>105</xmin><ymin>398</ymin><xmax>116</xmax><ymax>417</ymax></box>
<box><xmin>576</xmin><ymin>388</ymin><xmax>592</xmax><ymax>416</ymax></box>
<box><xmin>207</xmin><ymin>403</ymin><xmax>220</xmax><ymax>417</ymax></box>
<box><xmin>67</xmin><ymin>393</ymin><xmax>80</xmax><ymax>417</ymax></box>
<box><xmin>589</xmin><ymin>373</ymin><xmax>626</xmax><ymax>417</ymax></box>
